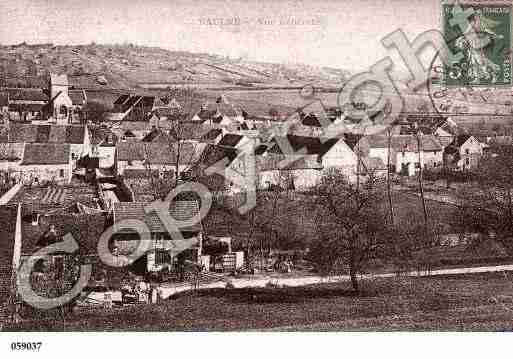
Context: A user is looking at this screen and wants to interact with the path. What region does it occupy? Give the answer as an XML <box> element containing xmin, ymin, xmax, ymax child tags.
<box><xmin>158</xmin><ymin>263</ymin><xmax>513</xmax><ymax>299</ymax></box>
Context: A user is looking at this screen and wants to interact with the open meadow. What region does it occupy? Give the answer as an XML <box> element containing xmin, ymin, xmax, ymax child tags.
<box><xmin>9</xmin><ymin>272</ymin><xmax>513</xmax><ymax>331</ymax></box>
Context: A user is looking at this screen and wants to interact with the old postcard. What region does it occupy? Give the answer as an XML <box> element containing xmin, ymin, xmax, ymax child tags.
<box><xmin>0</xmin><ymin>0</ymin><xmax>512</xmax><ymax>356</ymax></box>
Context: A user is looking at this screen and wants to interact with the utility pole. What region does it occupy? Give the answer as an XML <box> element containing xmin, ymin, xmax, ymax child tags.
<box><xmin>386</xmin><ymin>127</ymin><xmax>395</xmax><ymax>225</ymax></box>
<box><xmin>416</xmin><ymin>127</ymin><xmax>428</xmax><ymax>227</ymax></box>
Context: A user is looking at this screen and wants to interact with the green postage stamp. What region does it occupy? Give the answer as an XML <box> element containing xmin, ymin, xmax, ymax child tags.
<box><xmin>442</xmin><ymin>1</ymin><xmax>512</xmax><ymax>87</ymax></box>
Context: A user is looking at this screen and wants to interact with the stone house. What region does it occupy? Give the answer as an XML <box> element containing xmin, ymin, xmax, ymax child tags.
<box><xmin>444</xmin><ymin>135</ymin><xmax>484</xmax><ymax>171</ymax></box>
<box><xmin>256</xmin><ymin>154</ymin><xmax>323</xmax><ymax>190</ymax></box>
<box><xmin>266</xmin><ymin>135</ymin><xmax>359</xmax><ymax>182</ymax></box>
<box><xmin>111</xmin><ymin>200</ymin><xmax>204</xmax><ymax>273</ymax></box>
<box><xmin>5</xmin><ymin>122</ymin><xmax>91</xmax><ymax>161</ymax></box>
<box><xmin>18</xmin><ymin>143</ymin><xmax>73</xmax><ymax>184</ymax></box>
<box><xmin>115</xmin><ymin>141</ymin><xmax>203</xmax><ymax>178</ymax></box>
<box><xmin>360</xmin><ymin>134</ymin><xmax>444</xmax><ymax>176</ymax></box>
<box><xmin>4</xmin><ymin>88</ymin><xmax>48</xmax><ymax>122</ymax></box>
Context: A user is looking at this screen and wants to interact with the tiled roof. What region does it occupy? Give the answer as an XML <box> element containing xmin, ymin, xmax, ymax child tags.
<box><xmin>122</xmin><ymin>168</ymin><xmax>161</xmax><ymax>178</ymax></box>
<box><xmin>8</xmin><ymin>103</ymin><xmax>45</xmax><ymax>112</ymax></box>
<box><xmin>142</xmin><ymin>128</ymin><xmax>167</xmax><ymax>143</ymax></box>
<box><xmin>301</xmin><ymin>113</ymin><xmax>332</xmax><ymax>127</ymax></box>
<box><xmin>257</xmin><ymin>154</ymin><xmax>323</xmax><ymax>171</ymax></box>
<box><xmin>195</xmin><ymin>108</ymin><xmax>217</xmax><ymax>121</ymax></box>
<box><xmin>8</xmin><ymin>123</ymin><xmax>86</xmax><ymax>144</ymax></box>
<box><xmin>116</xmin><ymin>141</ymin><xmax>200</xmax><ymax>165</ymax></box>
<box><xmin>218</xmin><ymin>133</ymin><xmax>244</xmax><ymax>147</ymax></box>
<box><xmin>89</xmin><ymin>126</ymin><xmax>117</xmax><ymax>145</ymax></box>
<box><xmin>9</xmin><ymin>182</ymin><xmax>99</xmax><ymax>212</ymax></box>
<box><xmin>120</xmin><ymin>121</ymin><xmax>152</xmax><ymax>132</ymax></box>
<box><xmin>343</xmin><ymin>133</ymin><xmax>364</xmax><ymax>151</ymax></box>
<box><xmin>270</xmin><ymin>135</ymin><xmax>340</xmax><ymax>157</ymax></box>
<box><xmin>20</xmin><ymin>206</ymin><xmax>107</xmax><ymax>255</ymax></box>
<box><xmin>185</xmin><ymin>144</ymin><xmax>239</xmax><ymax>191</ymax></box>
<box><xmin>453</xmin><ymin>134</ymin><xmax>472</xmax><ymax>147</ymax></box>
<box><xmin>142</xmin><ymin>125</ymin><xmax>215</xmax><ymax>143</ymax></box>
<box><xmin>366</xmin><ymin>135</ymin><xmax>443</xmax><ymax>152</ymax></box>
<box><xmin>113</xmin><ymin>94</ymin><xmax>130</xmax><ymax>105</ymax></box>
<box><xmin>121</xmin><ymin>96</ymin><xmax>142</xmax><ymax>111</ymax></box>
<box><xmin>195</xmin><ymin>144</ymin><xmax>239</xmax><ymax>168</ymax></box>
<box><xmin>21</xmin><ymin>143</ymin><xmax>70</xmax><ymax>165</ymax></box>
<box><xmin>200</xmin><ymin>128</ymin><xmax>223</xmax><ymax>141</ymax></box>
<box><xmin>0</xmin><ymin>205</ymin><xmax>17</xmax><ymax>309</ymax></box>
<box><xmin>68</xmin><ymin>89</ymin><xmax>87</xmax><ymax>106</ymax></box>
<box><xmin>168</xmin><ymin>122</ymin><xmax>217</xmax><ymax>141</ymax></box>
<box><xmin>113</xmin><ymin>201</ymin><xmax>202</xmax><ymax>233</ymax></box>
<box><xmin>5</xmin><ymin>88</ymin><xmax>47</xmax><ymax>102</ymax></box>
<box><xmin>154</xmin><ymin>107</ymin><xmax>181</xmax><ymax>119</ymax></box>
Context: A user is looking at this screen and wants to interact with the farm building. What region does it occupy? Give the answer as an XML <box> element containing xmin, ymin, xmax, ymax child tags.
<box><xmin>444</xmin><ymin>135</ymin><xmax>484</xmax><ymax>171</ymax></box>
<box><xmin>3</xmin><ymin>88</ymin><xmax>48</xmax><ymax>122</ymax></box>
<box><xmin>115</xmin><ymin>141</ymin><xmax>204</xmax><ymax>177</ymax></box>
<box><xmin>4</xmin><ymin>122</ymin><xmax>91</xmax><ymax>160</ymax></box>
<box><xmin>264</xmin><ymin>135</ymin><xmax>359</xmax><ymax>182</ymax></box>
<box><xmin>256</xmin><ymin>154</ymin><xmax>323</xmax><ymax>190</ymax></box>
<box><xmin>18</xmin><ymin>143</ymin><xmax>73</xmax><ymax>184</ymax></box>
<box><xmin>111</xmin><ymin>200</ymin><xmax>204</xmax><ymax>273</ymax></box>
<box><xmin>360</xmin><ymin>134</ymin><xmax>444</xmax><ymax>176</ymax></box>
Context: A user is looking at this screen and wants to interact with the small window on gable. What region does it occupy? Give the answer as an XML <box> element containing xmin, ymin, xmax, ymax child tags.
<box><xmin>59</xmin><ymin>169</ymin><xmax>64</xmax><ymax>177</ymax></box>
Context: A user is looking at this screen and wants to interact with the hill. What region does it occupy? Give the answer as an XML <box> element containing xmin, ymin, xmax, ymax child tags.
<box><xmin>0</xmin><ymin>43</ymin><xmax>350</xmax><ymax>90</ymax></box>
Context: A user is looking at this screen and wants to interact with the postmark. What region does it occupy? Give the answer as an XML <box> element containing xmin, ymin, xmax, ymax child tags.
<box><xmin>427</xmin><ymin>32</ymin><xmax>513</xmax><ymax>116</ymax></box>
<box><xmin>441</xmin><ymin>1</ymin><xmax>512</xmax><ymax>87</ymax></box>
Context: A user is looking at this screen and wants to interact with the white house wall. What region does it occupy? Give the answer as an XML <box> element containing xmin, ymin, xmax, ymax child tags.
<box><xmin>321</xmin><ymin>140</ymin><xmax>358</xmax><ymax>182</ymax></box>
<box><xmin>17</xmin><ymin>163</ymin><xmax>72</xmax><ymax>184</ymax></box>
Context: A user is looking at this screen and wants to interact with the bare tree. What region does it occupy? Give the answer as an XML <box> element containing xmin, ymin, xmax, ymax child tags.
<box><xmin>416</xmin><ymin>131</ymin><xmax>429</xmax><ymax>227</ymax></box>
<box><xmin>309</xmin><ymin>168</ymin><xmax>391</xmax><ymax>293</ymax></box>
<box><xmin>456</xmin><ymin>145</ymin><xmax>513</xmax><ymax>254</ymax></box>
<box><xmin>143</xmin><ymin>86</ymin><xmax>205</xmax><ymax>198</ymax></box>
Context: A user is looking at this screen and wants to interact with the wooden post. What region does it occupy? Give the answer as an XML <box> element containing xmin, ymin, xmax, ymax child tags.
<box><xmin>386</xmin><ymin>127</ymin><xmax>395</xmax><ymax>225</ymax></box>
<box><xmin>416</xmin><ymin>130</ymin><xmax>428</xmax><ymax>227</ymax></box>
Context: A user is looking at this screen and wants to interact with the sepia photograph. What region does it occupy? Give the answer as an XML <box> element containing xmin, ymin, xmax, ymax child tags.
<box><xmin>0</xmin><ymin>0</ymin><xmax>513</xmax><ymax>356</ymax></box>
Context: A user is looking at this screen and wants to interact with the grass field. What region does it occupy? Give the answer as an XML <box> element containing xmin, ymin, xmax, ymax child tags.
<box><xmin>9</xmin><ymin>272</ymin><xmax>513</xmax><ymax>331</ymax></box>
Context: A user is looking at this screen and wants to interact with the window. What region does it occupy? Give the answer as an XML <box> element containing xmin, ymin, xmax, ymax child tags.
<box><xmin>465</xmin><ymin>158</ymin><xmax>470</xmax><ymax>165</ymax></box>
<box><xmin>155</xmin><ymin>249</ymin><xmax>170</xmax><ymax>265</ymax></box>
<box><xmin>415</xmin><ymin>162</ymin><xmax>420</xmax><ymax>169</ymax></box>
<box><xmin>59</xmin><ymin>169</ymin><xmax>64</xmax><ymax>178</ymax></box>
<box><xmin>465</xmin><ymin>149</ymin><xmax>470</xmax><ymax>155</ymax></box>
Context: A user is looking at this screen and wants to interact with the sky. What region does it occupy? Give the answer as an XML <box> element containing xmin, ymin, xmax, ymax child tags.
<box><xmin>0</xmin><ymin>0</ymin><xmax>442</xmax><ymax>72</ymax></box>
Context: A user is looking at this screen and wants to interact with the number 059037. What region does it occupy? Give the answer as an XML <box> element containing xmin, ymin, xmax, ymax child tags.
<box><xmin>10</xmin><ymin>342</ymin><xmax>42</xmax><ymax>351</ymax></box>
